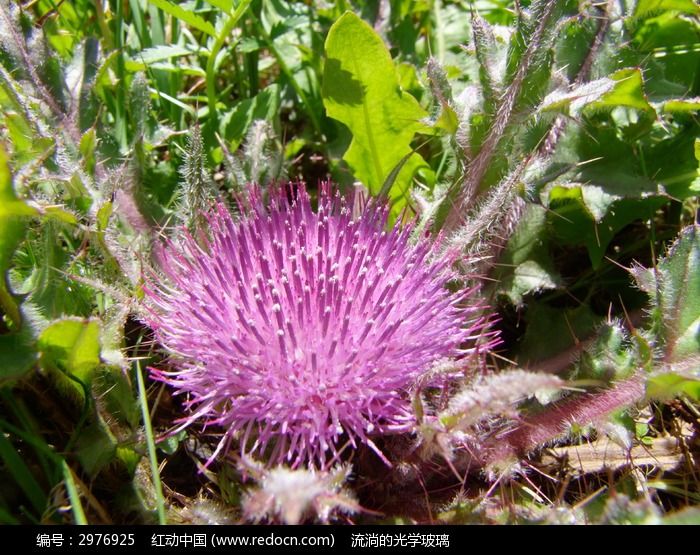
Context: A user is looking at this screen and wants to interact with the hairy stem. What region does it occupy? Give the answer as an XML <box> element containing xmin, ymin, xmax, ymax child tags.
<box><xmin>444</xmin><ymin>0</ymin><xmax>559</xmax><ymax>232</ymax></box>
<box><xmin>482</xmin><ymin>374</ymin><xmax>646</xmax><ymax>467</ymax></box>
<box><xmin>540</xmin><ymin>0</ymin><xmax>612</xmax><ymax>157</ymax></box>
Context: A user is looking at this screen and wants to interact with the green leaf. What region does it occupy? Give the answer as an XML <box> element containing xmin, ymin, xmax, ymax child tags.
<box><xmin>496</xmin><ymin>204</ymin><xmax>560</xmax><ymax>305</ymax></box>
<box><xmin>125</xmin><ymin>45</ymin><xmax>195</xmax><ymax>71</ymax></box>
<box><xmin>38</xmin><ymin>319</ymin><xmax>101</xmax><ymax>383</ymax></box>
<box><xmin>662</xmin><ymin>97</ymin><xmax>700</xmax><ymax>113</ymax></box>
<box><xmin>539</xmin><ymin>77</ymin><xmax>615</xmax><ymax>116</ymax></box>
<box><xmin>156</xmin><ymin>430</ymin><xmax>187</xmax><ymax>456</ymax></box>
<box><xmin>546</xmin><ymin>184</ymin><xmax>666</xmax><ymax>268</ymax></box>
<box><xmin>202</xmin><ymin>0</ymin><xmax>233</xmax><ymax>12</ymax></box>
<box><xmin>322</xmin><ymin>12</ymin><xmax>428</xmax><ymax>212</ymax></box>
<box><xmin>147</xmin><ymin>0</ymin><xmax>216</xmax><ymax>37</ymax></box>
<box><xmin>0</xmin><ymin>325</ymin><xmax>37</xmax><ymax>385</ymax></box>
<box><xmin>517</xmin><ymin>303</ymin><xmax>600</xmax><ymax>367</ymax></box>
<box><xmin>41</xmin><ymin>206</ymin><xmax>79</xmax><ymax>225</ymax></box>
<box><xmin>79</xmin><ymin>128</ymin><xmax>97</xmax><ymax>176</ymax></box>
<box><xmin>633</xmin><ymin>0</ymin><xmax>700</xmax><ymax>18</ymax></box>
<box><xmin>629</xmin><ymin>9</ymin><xmax>700</xmax><ymax>90</ymax></box>
<box><xmin>646</xmin><ymin>373</ymin><xmax>700</xmax><ymax>401</ymax></box>
<box><xmin>587</xmin><ymin>68</ymin><xmax>656</xmax><ymax>115</ymax></box>
<box><xmin>0</xmin><ymin>144</ymin><xmax>37</xmax><ymax>328</ymax></box>
<box><xmin>3</xmin><ymin>112</ymin><xmax>55</xmax><ymax>165</ymax></box>
<box><xmin>576</xmin><ymin>322</ymin><xmax>637</xmax><ymax>382</ymax></box>
<box><xmin>74</xmin><ymin>419</ymin><xmax>117</xmax><ymax>477</ymax></box>
<box><xmin>220</xmin><ymin>85</ymin><xmax>280</xmax><ymax>150</ymax></box>
<box><xmin>97</xmin><ymin>368</ymin><xmax>139</xmax><ymax>429</ymax></box>
<box><xmin>631</xmin><ymin>225</ymin><xmax>700</xmax><ymax>361</ymax></box>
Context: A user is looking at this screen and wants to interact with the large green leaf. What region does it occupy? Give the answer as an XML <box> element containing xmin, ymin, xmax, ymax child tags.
<box><xmin>38</xmin><ymin>319</ymin><xmax>101</xmax><ymax>383</ymax></box>
<box><xmin>633</xmin><ymin>0</ymin><xmax>700</xmax><ymax>17</ymax></box>
<box><xmin>545</xmin><ymin>184</ymin><xmax>666</xmax><ymax>268</ymax></box>
<box><xmin>517</xmin><ymin>303</ymin><xmax>600</xmax><ymax>368</ymax></box>
<box><xmin>539</xmin><ymin>77</ymin><xmax>615</xmax><ymax>117</ymax></box>
<box><xmin>631</xmin><ymin>225</ymin><xmax>700</xmax><ymax>361</ymax></box>
<box><xmin>322</xmin><ymin>12</ymin><xmax>428</xmax><ymax>213</ymax></box>
<box><xmin>0</xmin><ymin>144</ymin><xmax>37</xmax><ymax>329</ymax></box>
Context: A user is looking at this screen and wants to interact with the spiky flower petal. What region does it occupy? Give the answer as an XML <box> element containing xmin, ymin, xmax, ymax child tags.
<box><xmin>145</xmin><ymin>185</ymin><xmax>495</xmax><ymax>467</ymax></box>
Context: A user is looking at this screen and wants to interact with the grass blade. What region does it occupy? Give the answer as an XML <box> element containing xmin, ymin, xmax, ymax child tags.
<box><xmin>135</xmin><ymin>359</ymin><xmax>167</xmax><ymax>525</ymax></box>
<box><xmin>148</xmin><ymin>0</ymin><xmax>217</xmax><ymax>37</ymax></box>
<box><xmin>0</xmin><ymin>428</ymin><xmax>46</xmax><ymax>516</ymax></box>
<box><xmin>61</xmin><ymin>461</ymin><xmax>87</xmax><ymax>525</ymax></box>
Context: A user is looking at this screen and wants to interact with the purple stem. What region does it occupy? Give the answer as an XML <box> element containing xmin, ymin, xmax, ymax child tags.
<box><xmin>482</xmin><ymin>374</ymin><xmax>646</xmax><ymax>466</ymax></box>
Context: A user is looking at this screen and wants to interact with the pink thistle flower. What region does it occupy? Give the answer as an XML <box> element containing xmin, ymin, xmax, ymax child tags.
<box><xmin>145</xmin><ymin>185</ymin><xmax>496</xmax><ymax>468</ymax></box>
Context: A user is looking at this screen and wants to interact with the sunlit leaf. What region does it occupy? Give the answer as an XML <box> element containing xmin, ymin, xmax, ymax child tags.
<box><xmin>587</xmin><ymin>68</ymin><xmax>656</xmax><ymax>115</ymax></box>
<box><xmin>147</xmin><ymin>0</ymin><xmax>217</xmax><ymax>37</ymax></box>
<box><xmin>646</xmin><ymin>373</ymin><xmax>700</xmax><ymax>401</ymax></box>
<box><xmin>38</xmin><ymin>319</ymin><xmax>101</xmax><ymax>383</ymax></box>
<box><xmin>539</xmin><ymin>77</ymin><xmax>615</xmax><ymax>116</ymax></box>
<box><xmin>322</xmin><ymin>12</ymin><xmax>429</xmax><ymax>216</ymax></box>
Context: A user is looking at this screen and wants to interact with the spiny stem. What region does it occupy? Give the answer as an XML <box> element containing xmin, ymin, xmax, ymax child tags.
<box><xmin>482</xmin><ymin>374</ymin><xmax>646</xmax><ymax>467</ymax></box>
<box><xmin>444</xmin><ymin>0</ymin><xmax>560</xmax><ymax>232</ymax></box>
<box><xmin>540</xmin><ymin>0</ymin><xmax>612</xmax><ymax>157</ymax></box>
<box><xmin>0</xmin><ymin>2</ymin><xmax>63</xmax><ymax>120</ymax></box>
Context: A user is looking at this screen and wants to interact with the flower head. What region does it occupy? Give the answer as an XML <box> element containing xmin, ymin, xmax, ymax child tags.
<box><xmin>145</xmin><ymin>185</ymin><xmax>495</xmax><ymax>468</ymax></box>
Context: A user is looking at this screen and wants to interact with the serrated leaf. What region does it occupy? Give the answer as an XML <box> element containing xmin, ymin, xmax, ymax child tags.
<box><xmin>539</xmin><ymin>77</ymin><xmax>615</xmax><ymax>116</ymax></box>
<box><xmin>546</xmin><ymin>184</ymin><xmax>666</xmax><ymax>267</ymax></box>
<box><xmin>587</xmin><ymin>68</ymin><xmax>656</xmax><ymax>115</ymax></box>
<box><xmin>38</xmin><ymin>319</ymin><xmax>101</xmax><ymax>383</ymax></box>
<box><xmin>322</xmin><ymin>12</ymin><xmax>428</xmax><ymax>215</ymax></box>
<box><xmin>147</xmin><ymin>0</ymin><xmax>216</xmax><ymax>37</ymax></box>
<box><xmin>631</xmin><ymin>225</ymin><xmax>700</xmax><ymax>361</ymax></box>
